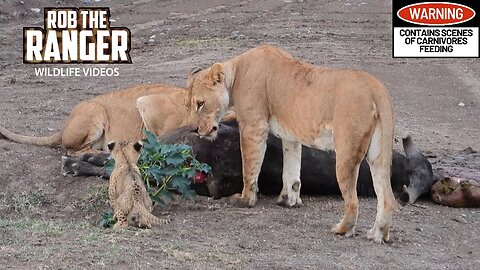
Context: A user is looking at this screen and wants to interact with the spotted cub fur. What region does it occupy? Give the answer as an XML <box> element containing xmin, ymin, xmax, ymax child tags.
<box><xmin>108</xmin><ymin>141</ymin><xmax>170</xmax><ymax>228</ymax></box>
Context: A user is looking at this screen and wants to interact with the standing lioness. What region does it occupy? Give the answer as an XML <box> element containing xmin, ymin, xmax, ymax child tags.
<box><xmin>186</xmin><ymin>45</ymin><xmax>396</xmax><ymax>243</ymax></box>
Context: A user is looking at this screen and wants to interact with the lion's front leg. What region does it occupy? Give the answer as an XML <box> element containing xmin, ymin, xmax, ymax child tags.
<box><xmin>228</xmin><ymin>123</ymin><xmax>268</xmax><ymax>207</ymax></box>
<box><xmin>276</xmin><ymin>140</ymin><xmax>302</xmax><ymax>207</ymax></box>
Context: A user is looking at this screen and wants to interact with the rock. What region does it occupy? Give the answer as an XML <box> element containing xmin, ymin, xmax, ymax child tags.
<box><xmin>30</xmin><ymin>8</ymin><xmax>41</xmax><ymax>13</ymax></box>
<box><xmin>460</xmin><ymin>147</ymin><xmax>477</xmax><ymax>154</ymax></box>
<box><xmin>230</xmin><ymin>31</ymin><xmax>240</xmax><ymax>39</ymax></box>
<box><xmin>452</xmin><ymin>216</ymin><xmax>467</xmax><ymax>224</ymax></box>
<box><xmin>458</xmin><ymin>102</ymin><xmax>465</xmax><ymax>107</ymax></box>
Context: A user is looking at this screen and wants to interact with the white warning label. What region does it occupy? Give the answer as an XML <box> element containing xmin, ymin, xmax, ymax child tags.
<box><xmin>393</xmin><ymin>27</ymin><xmax>479</xmax><ymax>57</ymax></box>
<box><xmin>393</xmin><ymin>1</ymin><xmax>479</xmax><ymax>58</ymax></box>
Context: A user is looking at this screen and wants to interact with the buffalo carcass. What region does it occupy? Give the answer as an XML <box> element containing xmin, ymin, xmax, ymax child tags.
<box><xmin>63</xmin><ymin>121</ymin><xmax>435</xmax><ymax>204</ymax></box>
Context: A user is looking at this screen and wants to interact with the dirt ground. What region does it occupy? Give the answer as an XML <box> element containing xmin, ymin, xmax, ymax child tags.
<box><xmin>0</xmin><ymin>0</ymin><xmax>479</xmax><ymax>269</ymax></box>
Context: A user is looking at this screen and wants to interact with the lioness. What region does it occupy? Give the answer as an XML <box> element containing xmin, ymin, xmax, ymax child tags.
<box><xmin>0</xmin><ymin>84</ymin><xmax>192</xmax><ymax>156</ymax></box>
<box><xmin>108</xmin><ymin>140</ymin><xmax>170</xmax><ymax>228</ymax></box>
<box><xmin>185</xmin><ymin>45</ymin><xmax>396</xmax><ymax>243</ymax></box>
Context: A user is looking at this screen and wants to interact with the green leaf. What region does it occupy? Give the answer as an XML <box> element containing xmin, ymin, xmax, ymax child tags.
<box><xmin>144</xmin><ymin>130</ymin><xmax>158</xmax><ymax>146</ymax></box>
<box><xmin>165</xmin><ymin>153</ymin><xmax>185</xmax><ymax>166</ymax></box>
<box><xmin>160</xmin><ymin>144</ymin><xmax>176</xmax><ymax>155</ymax></box>
<box><xmin>161</xmin><ymin>166</ymin><xmax>180</xmax><ymax>176</ymax></box>
<box><xmin>171</xmin><ymin>175</ymin><xmax>194</xmax><ymax>198</ymax></box>
<box><xmin>147</xmin><ymin>166</ymin><xmax>165</xmax><ymax>184</ymax></box>
<box><xmin>152</xmin><ymin>196</ymin><xmax>165</xmax><ymax>207</ymax></box>
<box><xmin>198</xmin><ymin>163</ymin><xmax>212</xmax><ymax>173</ymax></box>
<box><xmin>104</xmin><ymin>158</ymin><xmax>115</xmax><ymax>175</ymax></box>
<box><xmin>182</xmin><ymin>167</ymin><xmax>196</xmax><ymax>178</ymax></box>
<box><xmin>99</xmin><ymin>210</ymin><xmax>116</xmax><ymax>228</ymax></box>
<box><xmin>176</xmin><ymin>145</ymin><xmax>193</xmax><ymax>155</ymax></box>
<box><xmin>158</xmin><ymin>189</ymin><xmax>175</xmax><ymax>201</ymax></box>
<box><xmin>187</xmin><ymin>189</ymin><xmax>197</xmax><ymax>199</ymax></box>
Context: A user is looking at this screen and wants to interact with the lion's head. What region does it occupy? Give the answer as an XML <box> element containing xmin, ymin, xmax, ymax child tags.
<box><xmin>108</xmin><ymin>140</ymin><xmax>143</xmax><ymax>163</ymax></box>
<box><xmin>185</xmin><ymin>63</ymin><xmax>230</xmax><ymax>140</ymax></box>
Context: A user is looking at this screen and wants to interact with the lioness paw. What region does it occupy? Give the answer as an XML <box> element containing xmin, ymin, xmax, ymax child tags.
<box><xmin>276</xmin><ymin>193</ymin><xmax>302</xmax><ymax>208</ymax></box>
<box><xmin>367</xmin><ymin>225</ymin><xmax>390</xmax><ymax>244</ymax></box>
<box><xmin>331</xmin><ymin>222</ymin><xmax>356</xmax><ymax>238</ymax></box>
<box><xmin>228</xmin><ymin>193</ymin><xmax>256</xmax><ymax>208</ymax></box>
<box><xmin>113</xmin><ymin>222</ymin><xmax>128</xmax><ymax>229</ymax></box>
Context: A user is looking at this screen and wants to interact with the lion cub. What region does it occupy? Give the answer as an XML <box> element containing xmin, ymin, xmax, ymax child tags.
<box><xmin>108</xmin><ymin>141</ymin><xmax>170</xmax><ymax>228</ymax></box>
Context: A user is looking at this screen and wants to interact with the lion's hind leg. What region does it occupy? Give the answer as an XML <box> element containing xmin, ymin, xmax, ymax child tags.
<box><xmin>112</xmin><ymin>188</ymin><xmax>135</xmax><ymax>229</ymax></box>
<box><xmin>62</xmin><ymin>101</ymin><xmax>108</xmax><ymax>156</ymax></box>
<box><xmin>331</xmin><ymin>123</ymin><xmax>372</xmax><ymax>238</ymax></box>
<box><xmin>366</xmin><ymin>125</ymin><xmax>396</xmax><ymax>243</ymax></box>
<box><xmin>331</xmin><ymin>156</ymin><xmax>361</xmax><ymax>238</ymax></box>
<box><xmin>113</xmin><ymin>208</ymin><xmax>129</xmax><ymax>229</ymax></box>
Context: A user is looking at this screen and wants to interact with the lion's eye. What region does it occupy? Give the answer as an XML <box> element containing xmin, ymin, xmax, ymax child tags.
<box><xmin>196</xmin><ymin>101</ymin><xmax>205</xmax><ymax>111</ymax></box>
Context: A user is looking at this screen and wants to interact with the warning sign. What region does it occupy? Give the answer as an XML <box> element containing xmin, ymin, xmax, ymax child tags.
<box><xmin>393</xmin><ymin>1</ymin><xmax>480</xmax><ymax>57</ymax></box>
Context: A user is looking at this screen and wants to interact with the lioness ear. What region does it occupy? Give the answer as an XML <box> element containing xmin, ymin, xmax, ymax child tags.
<box><xmin>186</xmin><ymin>67</ymin><xmax>202</xmax><ymax>88</ymax></box>
<box><xmin>133</xmin><ymin>141</ymin><xmax>143</xmax><ymax>152</ymax></box>
<box><xmin>184</xmin><ymin>67</ymin><xmax>202</xmax><ymax>111</ymax></box>
<box><xmin>209</xmin><ymin>63</ymin><xmax>224</xmax><ymax>85</ymax></box>
<box><xmin>189</xmin><ymin>66</ymin><xmax>202</xmax><ymax>78</ymax></box>
<box><xmin>107</xmin><ymin>141</ymin><xmax>116</xmax><ymax>151</ymax></box>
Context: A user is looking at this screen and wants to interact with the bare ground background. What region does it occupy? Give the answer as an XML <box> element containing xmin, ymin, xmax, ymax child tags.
<box><xmin>0</xmin><ymin>0</ymin><xmax>479</xmax><ymax>269</ymax></box>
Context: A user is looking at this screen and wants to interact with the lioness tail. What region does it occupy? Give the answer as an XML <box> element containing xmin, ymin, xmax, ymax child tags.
<box><xmin>0</xmin><ymin>126</ymin><xmax>62</xmax><ymax>147</ymax></box>
<box><xmin>371</xmin><ymin>81</ymin><xmax>397</xmax><ymax>210</ymax></box>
